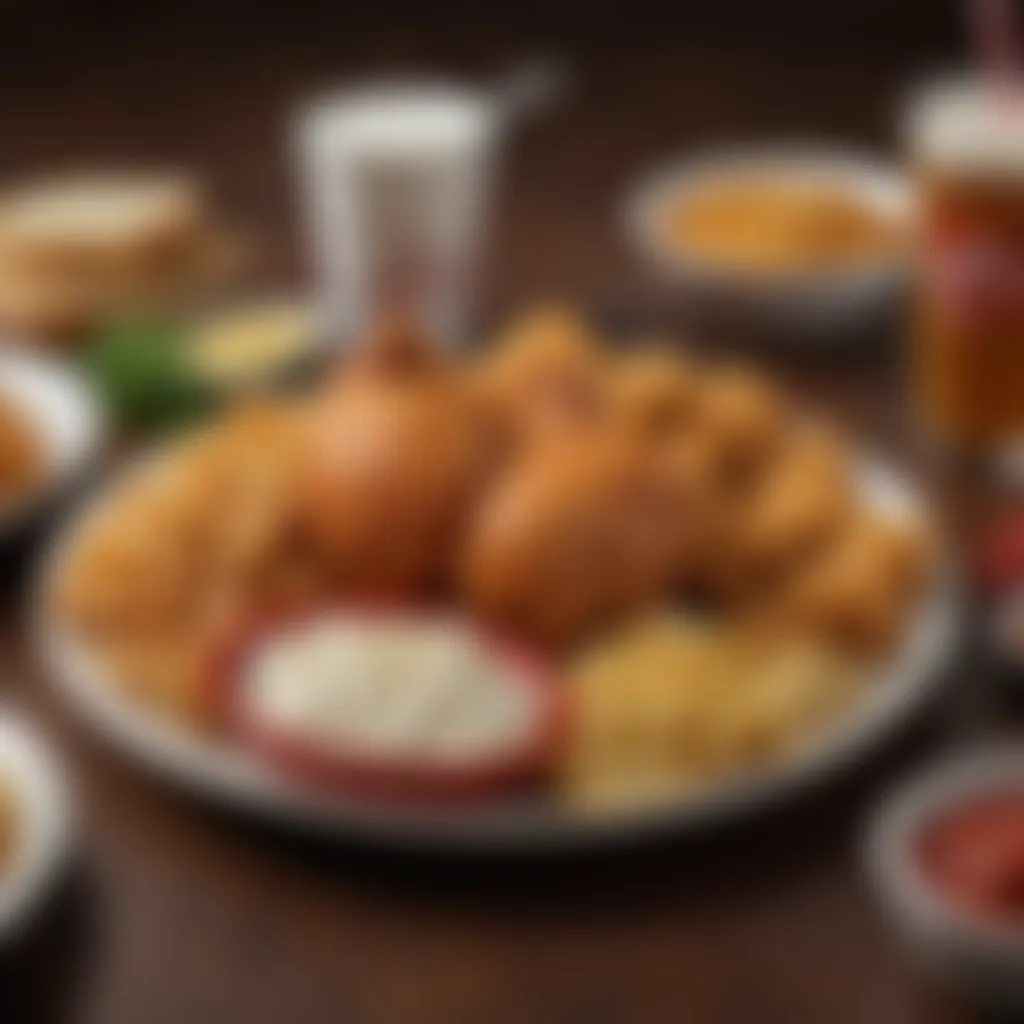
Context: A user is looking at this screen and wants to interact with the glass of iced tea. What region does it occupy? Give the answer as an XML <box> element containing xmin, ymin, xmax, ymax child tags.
<box><xmin>909</xmin><ymin>79</ymin><xmax>1024</xmax><ymax>463</ymax></box>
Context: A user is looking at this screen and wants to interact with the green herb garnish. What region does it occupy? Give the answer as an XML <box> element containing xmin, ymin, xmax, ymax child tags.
<box><xmin>85</xmin><ymin>317</ymin><xmax>210</xmax><ymax>431</ymax></box>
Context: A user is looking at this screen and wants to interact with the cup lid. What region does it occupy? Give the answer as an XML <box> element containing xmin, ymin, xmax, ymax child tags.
<box><xmin>907</xmin><ymin>76</ymin><xmax>1024</xmax><ymax>179</ymax></box>
<box><xmin>297</xmin><ymin>80</ymin><xmax>494</xmax><ymax>158</ymax></box>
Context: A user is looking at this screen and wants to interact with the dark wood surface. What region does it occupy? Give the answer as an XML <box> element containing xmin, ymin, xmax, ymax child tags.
<box><xmin>0</xmin><ymin>4</ymin><xmax>1008</xmax><ymax>1022</ymax></box>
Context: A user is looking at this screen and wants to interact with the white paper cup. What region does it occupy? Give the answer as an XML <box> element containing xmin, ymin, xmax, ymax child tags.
<box><xmin>294</xmin><ymin>80</ymin><xmax>501</xmax><ymax>345</ymax></box>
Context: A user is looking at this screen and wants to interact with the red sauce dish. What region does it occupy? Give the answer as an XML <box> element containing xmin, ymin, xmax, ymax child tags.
<box><xmin>918</xmin><ymin>791</ymin><xmax>1024</xmax><ymax>926</ymax></box>
<box><xmin>203</xmin><ymin>601</ymin><xmax>569</xmax><ymax>805</ymax></box>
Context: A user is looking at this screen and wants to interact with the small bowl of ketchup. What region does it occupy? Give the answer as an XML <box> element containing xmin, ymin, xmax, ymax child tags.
<box><xmin>868</xmin><ymin>751</ymin><xmax>1024</xmax><ymax>1010</ymax></box>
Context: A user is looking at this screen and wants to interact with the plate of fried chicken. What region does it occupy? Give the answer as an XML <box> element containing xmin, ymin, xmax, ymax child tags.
<box><xmin>34</xmin><ymin>308</ymin><xmax>958</xmax><ymax>849</ymax></box>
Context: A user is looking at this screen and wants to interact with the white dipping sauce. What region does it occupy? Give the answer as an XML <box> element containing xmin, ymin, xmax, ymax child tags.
<box><xmin>245</xmin><ymin>617</ymin><xmax>537</xmax><ymax>764</ymax></box>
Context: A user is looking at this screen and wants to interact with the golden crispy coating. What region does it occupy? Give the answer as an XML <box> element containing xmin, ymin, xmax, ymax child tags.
<box><xmin>299</xmin><ymin>319</ymin><xmax>491</xmax><ymax>594</ymax></box>
<box><xmin>652</xmin><ymin>430</ymin><xmax>728</xmax><ymax>579</ymax></box>
<box><xmin>610</xmin><ymin>347</ymin><xmax>702</xmax><ymax>442</ymax></box>
<box><xmin>847</xmin><ymin>510</ymin><xmax>932</xmax><ymax>596</ymax></box>
<box><xmin>474</xmin><ymin>306</ymin><xmax>608</xmax><ymax>449</ymax></box>
<box><xmin>696</xmin><ymin>365</ymin><xmax>787</xmax><ymax>481</ymax></box>
<box><xmin>688</xmin><ymin>424</ymin><xmax>848</xmax><ymax>604</ymax></box>
<box><xmin>102</xmin><ymin>632</ymin><xmax>211</xmax><ymax>723</ymax></box>
<box><xmin>777</xmin><ymin>511</ymin><xmax>932</xmax><ymax>653</ymax></box>
<box><xmin>57</xmin><ymin>398</ymin><xmax>315</xmax><ymax>725</ymax></box>
<box><xmin>731</xmin><ymin>426</ymin><xmax>849</xmax><ymax>570</ymax></box>
<box><xmin>485</xmin><ymin>305</ymin><xmax>598</xmax><ymax>381</ymax></box>
<box><xmin>459</xmin><ymin>432</ymin><xmax>679</xmax><ymax>645</ymax></box>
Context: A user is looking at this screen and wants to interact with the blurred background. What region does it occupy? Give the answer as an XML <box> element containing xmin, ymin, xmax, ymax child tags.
<box><xmin>0</xmin><ymin>0</ymin><xmax>968</xmax><ymax>313</ymax></box>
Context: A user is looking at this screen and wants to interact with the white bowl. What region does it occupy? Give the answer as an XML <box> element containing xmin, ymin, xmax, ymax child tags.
<box><xmin>0</xmin><ymin>712</ymin><xmax>73</xmax><ymax>940</ymax></box>
<box><xmin>0</xmin><ymin>347</ymin><xmax>105</xmax><ymax>533</ymax></box>
<box><xmin>867</xmin><ymin>750</ymin><xmax>1024</xmax><ymax>1009</ymax></box>
<box><xmin>625</xmin><ymin>146</ymin><xmax>912</xmax><ymax>342</ymax></box>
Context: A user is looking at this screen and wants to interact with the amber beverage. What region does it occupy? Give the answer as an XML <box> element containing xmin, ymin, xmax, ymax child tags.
<box><xmin>910</xmin><ymin>81</ymin><xmax>1024</xmax><ymax>453</ymax></box>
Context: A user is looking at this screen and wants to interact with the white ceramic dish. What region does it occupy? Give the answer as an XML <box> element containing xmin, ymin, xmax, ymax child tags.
<box><xmin>34</xmin><ymin>452</ymin><xmax>957</xmax><ymax>852</ymax></box>
<box><xmin>0</xmin><ymin>712</ymin><xmax>72</xmax><ymax>939</ymax></box>
<box><xmin>625</xmin><ymin>147</ymin><xmax>911</xmax><ymax>341</ymax></box>
<box><xmin>0</xmin><ymin>347</ymin><xmax>105</xmax><ymax>533</ymax></box>
<box><xmin>867</xmin><ymin>750</ymin><xmax>1024</xmax><ymax>1009</ymax></box>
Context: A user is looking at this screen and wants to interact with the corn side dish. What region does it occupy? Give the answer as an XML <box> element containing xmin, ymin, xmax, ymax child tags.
<box><xmin>560</xmin><ymin>613</ymin><xmax>860</xmax><ymax>812</ymax></box>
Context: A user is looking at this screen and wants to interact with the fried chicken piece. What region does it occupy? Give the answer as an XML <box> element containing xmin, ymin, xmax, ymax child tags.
<box><xmin>459</xmin><ymin>432</ymin><xmax>680</xmax><ymax>645</ymax></box>
<box><xmin>610</xmin><ymin>347</ymin><xmax>702</xmax><ymax>442</ymax></box>
<box><xmin>736</xmin><ymin>426</ymin><xmax>849</xmax><ymax>562</ymax></box>
<box><xmin>299</xmin><ymin>315</ymin><xmax>491</xmax><ymax>594</ymax></box>
<box><xmin>703</xmin><ymin>425</ymin><xmax>851</xmax><ymax>602</ymax></box>
<box><xmin>473</xmin><ymin>306</ymin><xmax>608</xmax><ymax>450</ymax></box>
<box><xmin>847</xmin><ymin>509</ymin><xmax>933</xmax><ymax>596</ymax></box>
<box><xmin>58</xmin><ymin>463</ymin><xmax>217</xmax><ymax>637</ymax></box>
<box><xmin>777</xmin><ymin>510</ymin><xmax>932</xmax><ymax>653</ymax></box>
<box><xmin>695</xmin><ymin>364</ymin><xmax>787</xmax><ymax>482</ymax></box>
<box><xmin>652</xmin><ymin>429</ymin><xmax>728</xmax><ymax>581</ymax></box>
<box><xmin>103</xmin><ymin>631</ymin><xmax>211</xmax><ymax>725</ymax></box>
<box><xmin>56</xmin><ymin>397</ymin><xmax>318</xmax><ymax>725</ymax></box>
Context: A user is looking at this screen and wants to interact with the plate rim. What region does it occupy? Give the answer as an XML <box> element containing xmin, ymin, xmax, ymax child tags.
<box><xmin>0</xmin><ymin>346</ymin><xmax>106</xmax><ymax>533</ymax></box>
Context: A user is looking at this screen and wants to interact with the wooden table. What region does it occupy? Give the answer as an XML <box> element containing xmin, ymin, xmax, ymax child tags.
<box><xmin>0</xmin><ymin>4</ymin><xmax>1004</xmax><ymax>1022</ymax></box>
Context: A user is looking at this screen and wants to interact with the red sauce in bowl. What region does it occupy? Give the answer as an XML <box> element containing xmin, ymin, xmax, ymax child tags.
<box><xmin>918</xmin><ymin>792</ymin><xmax>1024</xmax><ymax>923</ymax></box>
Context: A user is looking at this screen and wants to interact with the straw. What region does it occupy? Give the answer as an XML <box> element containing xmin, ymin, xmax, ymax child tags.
<box><xmin>969</xmin><ymin>0</ymin><xmax>1024</xmax><ymax>101</ymax></box>
<box><xmin>494</xmin><ymin>61</ymin><xmax>567</xmax><ymax>123</ymax></box>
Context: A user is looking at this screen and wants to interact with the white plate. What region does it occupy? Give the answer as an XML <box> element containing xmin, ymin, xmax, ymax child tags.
<box><xmin>0</xmin><ymin>712</ymin><xmax>72</xmax><ymax>938</ymax></box>
<box><xmin>33</xmin><ymin>452</ymin><xmax>959</xmax><ymax>852</ymax></box>
<box><xmin>0</xmin><ymin>347</ymin><xmax>105</xmax><ymax>532</ymax></box>
<box><xmin>624</xmin><ymin>146</ymin><xmax>911</xmax><ymax>341</ymax></box>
